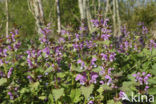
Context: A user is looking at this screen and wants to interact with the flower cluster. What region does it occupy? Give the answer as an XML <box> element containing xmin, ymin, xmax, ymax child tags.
<box><xmin>133</xmin><ymin>72</ymin><xmax>152</xmax><ymax>92</ymax></box>
<box><xmin>0</xmin><ymin>19</ymin><xmax>155</xmax><ymax>103</ymax></box>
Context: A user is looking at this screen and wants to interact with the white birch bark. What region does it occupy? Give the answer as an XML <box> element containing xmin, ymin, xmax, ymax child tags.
<box><xmin>86</xmin><ymin>0</ymin><xmax>93</xmax><ymax>32</ymax></box>
<box><xmin>78</xmin><ymin>0</ymin><xmax>88</xmax><ymax>29</ymax></box>
<box><xmin>29</xmin><ymin>0</ymin><xmax>45</xmax><ymax>35</ymax></box>
<box><xmin>98</xmin><ymin>0</ymin><xmax>101</xmax><ymax>10</ymax></box>
<box><xmin>116</xmin><ymin>0</ymin><xmax>121</xmax><ymax>36</ymax></box>
<box><xmin>113</xmin><ymin>0</ymin><xmax>117</xmax><ymax>36</ymax></box>
<box><xmin>78</xmin><ymin>0</ymin><xmax>85</xmax><ymax>21</ymax></box>
<box><xmin>5</xmin><ymin>0</ymin><xmax>9</xmax><ymax>36</ymax></box>
<box><xmin>56</xmin><ymin>0</ymin><xmax>61</xmax><ymax>33</ymax></box>
<box><xmin>105</xmin><ymin>0</ymin><xmax>110</xmax><ymax>18</ymax></box>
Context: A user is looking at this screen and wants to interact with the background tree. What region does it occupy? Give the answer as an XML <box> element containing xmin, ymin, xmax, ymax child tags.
<box><xmin>56</xmin><ymin>0</ymin><xmax>61</xmax><ymax>34</ymax></box>
<box><xmin>5</xmin><ymin>0</ymin><xmax>8</xmax><ymax>36</ymax></box>
<box><xmin>28</xmin><ymin>0</ymin><xmax>45</xmax><ymax>35</ymax></box>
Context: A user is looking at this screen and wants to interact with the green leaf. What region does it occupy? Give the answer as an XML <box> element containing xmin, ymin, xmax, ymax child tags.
<box><xmin>73</xmin><ymin>66</ymin><xmax>84</xmax><ymax>72</ymax></box>
<box><xmin>101</xmin><ymin>84</ymin><xmax>112</xmax><ymax>90</ymax></box>
<box><xmin>52</xmin><ymin>88</ymin><xmax>64</xmax><ymax>101</ymax></box>
<box><xmin>38</xmin><ymin>96</ymin><xmax>46</xmax><ymax>100</ymax></box>
<box><xmin>107</xmin><ymin>100</ymin><xmax>122</xmax><ymax>104</ymax></box>
<box><xmin>151</xmin><ymin>64</ymin><xmax>156</xmax><ymax>75</ymax></box>
<box><xmin>0</xmin><ymin>78</ymin><xmax>7</xmax><ymax>86</ymax></box>
<box><xmin>148</xmin><ymin>87</ymin><xmax>156</xmax><ymax>95</ymax></box>
<box><xmin>20</xmin><ymin>88</ymin><xmax>30</xmax><ymax>94</ymax></box>
<box><xmin>97</xmin><ymin>85</ymin><xmax>105</xmax><ymax>99</ymax></box>
<box><xmin>80</xmin><ymin>85</ymin><xmax>94</xmax><ymax>99</ymax></box>
<box><xmin>45</xmin><ymin>66</ymin><xmax>53</xmax><ymax>73</ymax></box>
<box><xmin>49</xmin><ymin>94</ymin><xmax>54</xmax><ymax>103</ymax></box>
<box><xmin>70</xmin><ymin>89</ymin><xmax>81</xmax><ymax>103</ymax></box>
<box><xmin>120</xmin><ymin>81</ymin><xmax>137</xmax><ymax>96</ymax></box>
<box><xmin>148</xmin><ymin>77</ymin><xmax>156</xmax><ymax>84</ymax></box>
<box><xmin>57</xmin><ymin>72</ymin><xmax>65</xmax><ymax>78</ymax></box>
<box><xmin>71</xmin><ymin>64</ymin><xmax>84</xmax><ymax>72</ymax></box>
<box><xmin>93</xmin><ymin>66</ymin><xmax>102</xmax><ymax>73</ymax></box>
<box><xmin>36</xmin><ymin>67</ymin><xmax>44</xmax><ymax>73</ymax></box>
<box><xmin>96</xmin><ymin>40</ymin><xmax>110</xmax><ymax>45</ymax></box>
<box><xmin>30</xmin><ymin>82</ymin><xmax>40</xmax><ymax>91</ymax></box>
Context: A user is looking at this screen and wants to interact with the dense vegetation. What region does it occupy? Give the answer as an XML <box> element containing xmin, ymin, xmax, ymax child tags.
<box><xmin>0</xmin><ymin>0</ymin><xmax>156</xmax><ymax>104</ymax></box>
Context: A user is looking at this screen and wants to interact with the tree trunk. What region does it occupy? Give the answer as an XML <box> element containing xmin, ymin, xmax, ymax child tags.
<box><xmin>78</xmin><ymin>0</ymin><xmax>87</xmax><ymax>29</ymax></box>
<box><xmin>56</xmin><ymin>0</ymin><xmax>61</xmax><ymax>34</ymax></box>
<box><xmin>29</xmin><ymin>0</ymin><xmax>45</xmax><ymax>35</ymax></box>
<box><xmin>78</xmin><ymin>0</ymin><xmax>85</xmax><ymax>21</ymax></box>
<box><xmin>98</xmin><ymin>0</ymin><xmax>101</xmax><ymax>11</ymax></box>
<box><xmin>5</xmin><ymin>0</ymin><xmax>9</xmax><ymax>37</ymax></box>
<box><xmin>86</xmin><ymin>0</ymin><xmax>93</xmax><ymax>32</ymax></box>
<box><xmin>105</xmin><ymin>0</ymin><xmax>110</xmax><ymax>18</ymax></box>
<box><xmin>112</xmin><ymin>0</ymin><xmax>117</xmax><ymax>36</ymax></box>
<box><xmin>116</xmin><ymin>0</ymin><xmax>121</xmax><ymax>36</ymax></box>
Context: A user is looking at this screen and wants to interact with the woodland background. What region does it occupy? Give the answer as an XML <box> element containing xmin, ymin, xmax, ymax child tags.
<box><xmin>0</xmin><ymin>0</ymin><xmax>156</xmax><ymax>39</ymax></box>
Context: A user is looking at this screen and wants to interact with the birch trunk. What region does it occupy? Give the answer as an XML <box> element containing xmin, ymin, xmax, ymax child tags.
<box><xmin>98</xmin><ymin>0</ymin><xmax>101</xmax><ymax>10</ymax></box>
<box><xmin>113</xmin><ymin>0</ymin><xmax>117</xmax><ymax>36</ymax></box>
<box><xmin>56</xmin><ymin>0</ymin><xmax>61</xmax><ymax>33</ymax></box>
<box><xmin>105</xmin><ymin>0</ymin><xmax>110</xmax><ymax>18</ymax></box>
<box><xmin>29</xmin><ymin>0</ymin><xmax>45</xmax><ymax>35</ymax></box>
<box><xmin>86</xmin><ymin>0</ymin><xmax>93</xmax><ymax>32</ymax></box>
<box><xmin>78</xmin><ymin>0</ymin><xmax>87</xmax><ymax>29</ymax></box>
<box><xmin>116</xmin><ymin>0</ymin><xmax>121</xmax><ymax>36</ymax></box>
<box><xmin>78</xmin><ymin>0</ymin><xmax>85</xmax><ymax>21</ymax></box>
<box><xmin>5</xmin><ymin>0</ymin><xmax>9</xmax><ymax>36</ymax></box>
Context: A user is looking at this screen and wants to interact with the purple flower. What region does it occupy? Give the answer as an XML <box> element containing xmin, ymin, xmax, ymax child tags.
<box><xmin>88</xmin><ymin>101</ymin><xmax>94</xmax><ymax>104</ymax></box>
<box><xmin>58</xmin><ymin>37</ymin><xmax>65</xmax><ymax>43</ymax></box>
<box><xmin>73</xmin><ymin>43</ymin><xmax>79</xmax><ymax>51</ymax></box>
<box><xmin>10</xmin><ymin>32</ymin><xmax>16</xmax><ymax>42</ymax></box>
<box><xmin>0</xmin><ymin>70</ymin><xmax>4</xmax><ymax>77</ymax></box>
<box><xmin>27</xmin><ymin>75</ymin><xmax>33</xmax><ymax>82</ymax></box>
<box><xmin>75</xmin><ymin>74</ymin><xmax>87</xmax><ymax>85</ymax></box>
<box><xmin>109</xmin><ymin>52</ymin><xmax>116</xmax><ymax>62</ymax></box>
<box><xmin>119</xmin><ymin>91</ymin><xmax>125</xmax><ymax>98</ymax></box>
<box><xmin>149</xmin><ymin>40</ymin><xmax>156</xmax><ymax>50</ymax></box>
<box><xmin>91</xmin><ymin>57</ymin><xmax>97</xmax><ymax>67</ymax></box>
<box><xmin>61</xmin><ymin>30</ymin><xmax>66</xmax><ymax>35</ymax></box>
<box><xmin>124</xmin><ymin>41</ymin><xmax>129</xmax><ymax>50</ymax></box>
<box><xmin>142</xmin><ymin>72</ymin><xmax>146</xmax><ymax>76</ymax></box>
<box><xmin>7</xmin><ymin>68</ymin><xmax>13</xmax><ymax>78</ymax></box>
<box><xmin>42</xmin><ymin>47</ymin><xmax>50</xmax><ymax>57</ymax></box>
<box><xmin>100</xmin><ymin>81</ymin><xmax>104</xmax><ymax>84</ymax></box>
<box><xmin>132</xmin><ymin>74</ymin><xmax>137</xmax><ymax>77</ymax></box>
<box><xmin>75</xmin><ymin>33</ymin><xmax>80</xmax><ymax>41</ymax></box>
<box><xmin>3</xmin><ymin>49</ymin><xmax>8</xmax><ymax>57</ymax></box>
<box><xmin>27</xmin><ymin>58</ymin><xmax>33</xmax><ymax>68</ymax></box>
<box><xmin>145</xmin><ymin>86</ymin><xmax>149</xmax><ymax>91</ymax></box>
<box><xmin>8</xmin><ymin>91</ymin><xmax>14</xmax><ymax>100</ymax></box>
<box><xmin>146</xmin><ymin>74</ymin><xmax>151</xmax><ymax>77</ymax></box>
<box><xmin>142</xmin><ymin>26</ymin><xmax>148</xmax><ymax>34</ymax></box>
<box><xmin>0</xmin><ymin>59</ymin><xmax>3</xmax><ymax>66</ymax></box>
<box><xmin>105</xmin><ymin>75</ymin><xmax>112</xmax><ymax>85</ymax></box>
<box><xmin>101</xmin><ymin>34</ymin><xmax>110</xmax><ymax>40</ymax></box>
<box><xmin>91</xmin><ymin>19</ymin><xmax>99</xmax><ymax>27</ymax></box>
<box><xmin>105</xmin><ymin>75</ymin><xmax>111</xmax><ymax>79</ymax></box>
<box><xmin>90</xmin><ymin>72</ymin><xmax>98</xmax><ymax>84</ymax></box>
<box><xmin>38</xmin><ymin>75</ymin><xmax>43</xmax><ymax>79</ymax></box>
<box><xmin>108</xmin><ymin>68</ymin><xmax>114</xmax><ymax>74</ymax></box>
<box><xmin>100</xmin><ymin>53</ymin><xmax>108</xmax><ymax>61</ymax></box>
<box><xmin>13</xmin><ymin>42</ymin><xmax>21</xmax><ymax>51</ymax></box>
<box><xmin>99</xmin><ymin>67</ymin><xmax>105</xmax><ymax>76</ymax></box>
<box><xmin>77</xmin><ymin>59</ymin><xmax>85</xmax><ymax>69</ymax></box>
<box><xmin>40</xmin><ymin>28</ymin><xmax>51</xmax><ymax>35</ymax></box>
<box><xmin>37</xmin><ymin>50</ymin><xmax>42</xmax><ymax>57</ymax></box>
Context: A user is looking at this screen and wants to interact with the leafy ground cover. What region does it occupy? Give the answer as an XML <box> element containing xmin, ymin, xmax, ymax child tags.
<box><xmin>0</xmin><ymin>19</ymin><xmax>156</xmax><ymax>104</ymax></box>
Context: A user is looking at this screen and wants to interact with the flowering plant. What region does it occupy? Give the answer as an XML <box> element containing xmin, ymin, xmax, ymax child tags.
<box><xmin>0</xmin><ymin>19</ymin><xmax>156</xmax><ymax>104</ymax></box>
